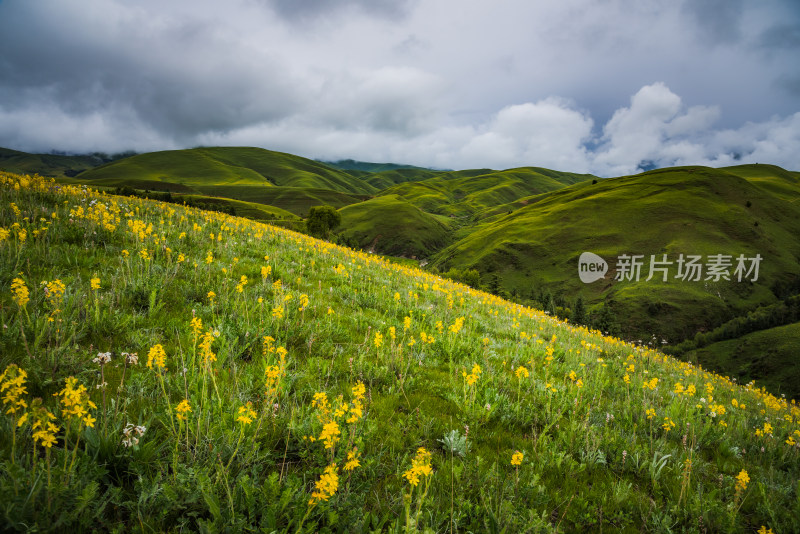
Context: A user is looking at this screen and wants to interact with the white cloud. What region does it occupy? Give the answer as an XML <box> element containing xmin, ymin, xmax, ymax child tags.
<box><xmin>593</xmin><ymin>83</ymin><xmax>723</xmax><ymax>175</ymax></box>
<box><xmin>458</xmin><ymin>99</ymin><xmax>594</xmax><ymax>171</ymax></box>
<box><xmin>0</xmin><ymin>1</ymin><xmax>798</xmax><ymax>174</ymax></box>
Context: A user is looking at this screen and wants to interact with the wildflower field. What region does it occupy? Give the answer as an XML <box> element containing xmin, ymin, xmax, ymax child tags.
<box><xmin>1</xmin><ymin>171</ymin><xmax>798</xmax><ymax>532</ymax></box>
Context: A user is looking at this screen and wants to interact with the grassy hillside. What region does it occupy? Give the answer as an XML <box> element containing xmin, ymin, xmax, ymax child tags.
<box><xmin>0</xmin><ymin>147</ymin><xmax>109</xmax><ymax>178</ymax></box>
<box><xmin>685</xmin><ymin>322</ymin><xmax>800</xmax><ymax>400</ymax></box>
<box><xmin>432</xmin><ymin>165</ymin><xmax>800</xmax><ymax>343</ymax></box>
<box><xmin>337</xmin><ymin>195</ymin><xmax>453</xmax><ymax>258</ymax></box>
<box><xmin>175</xmin><ymin>195</ymin><xmax>300</xmax><ymax>222</ymax></box>
<box><xmin>78</xmin><ymin>147</ymin><xmax>377</xmax><ymax>195</ymax></box>
<box><xmin>191</xmin><ymin>185</ymin><xmax>371</xmax><ymax>217</ymax></box>
<box><xmin>380</xmin><ymin>167</ymin><xmax>596</xmax><ymax>217</ymax></box>
<box><xmin>1</xmin><ymin>170</ymin><xmax>798</xmax><ymax>532</ymax></box>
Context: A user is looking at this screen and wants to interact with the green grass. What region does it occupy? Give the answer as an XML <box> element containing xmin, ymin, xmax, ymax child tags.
<box><xmin>175</xmin><ymin>195</ymin><xmax>300</xmax><ymax>222</ymax></box>
<box><xmin>9</xmin><ymin>144</ymin><xmax>800</xmax><ymax>404</ymax></box>
<box><xmin>432</xmin><ymin>166</ymin><xmax>800</xmax><ymax>342</ymax></box>
<box><xmin>685</xmin><ymin>322</ymin><xmax>800</xmax><ymax>400</ymax></box>
<box><xmin>1</xmin><ymin>171</ymin><xmax>799</xmax><ymax>533</ymax></box>
<box><xmin>192</xmin><ymin>185</ymin><xmax>371</xmax><ymax>217</ymax></box>
<box><xmin>337</xmin><ymin>195</ymin><xmax>453</xmax><ymax>258</ymax></box>
<box><xmin>379</xmin><ymin>167</ymin><xmax>595</xmax><ymax>217</ymax></box>
<box><xmin>0</xmin><ymin>147</ymin><xmax>107</xmax><ymax>178</ymax></box>
<box><xmin>78</xmin><ymin>147</ymin><xmax>378</xmax><ymax>195</ymax></box>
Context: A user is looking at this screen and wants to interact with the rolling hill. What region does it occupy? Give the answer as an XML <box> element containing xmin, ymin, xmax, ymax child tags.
<box><xmin>431</xmin><ymin>165</ymin><xmax>800</xmax><ymax>348</ymax></box>
<box><xmin>337</xmin><ymin>194</ymin><xmax>453</xmax><ymax>258</ymax></box>
<box><xmin>4</xmin><ymin>144</ymin><xmax>800</xmax><ymax>398</ymax></box>
<box><xmin>0</xmin><ymin>146</ymin><xmax>115</xmax><ymax>178</ymax></box>
<box><xmin>76</xmin><ymin>147</ymin><xmax>378</xmax><ymax>195</ymax></box>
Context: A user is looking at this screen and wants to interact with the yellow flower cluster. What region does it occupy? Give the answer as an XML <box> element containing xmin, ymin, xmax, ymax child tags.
<box><xmin>735</xmin><ymin>469</ymin><xmax>749</xmax><ymax>492</ymax></box>
<box><xmin>11</xmin><ymin>277</ymin><xmax>29</xmax><ymax>307</ymax></box>
<box><xmin>0</xmin><ymin>364</ymin><xmax>28</xmax><ymax>415</ymax></box>
<box><xmin>54</xmin><ymin>376</ymin><xmax>97</xmax><ymax>428</ymax></box>
<box><xmin>511</xmin><ymin>450</ymin><xmax>524</xmax><ymax>466</ymax></box>
<box><xmin>90</xmin><ymin>277</ymin><xmax>101</xmax><ymax>291</ymax></box>
<box><xmin>448</xmin><ymin>316</ymin><xmax>465</xmax><ymax>334</ymax></box>
<box><xmin>41</xmin><ymin>279</ymin><xmax>66</xmax><ymax>303</ymax></box>
<box><xmin>642</xmin><ymin>377</ymin><xmax>659</xmax><ymax>390</ymax></box>
<box><xmin>403</xmin><ymin>447</ymin><xmax>433</xmax><ymax>486</ymax></box>
<box><xmin>463</xmin><ymin>364</ymin><xmax>481</xmax><ymax>387</ymax></box>
<box><xmin>342</xmin><ymin>384</ymin><xmax>362</xmax><ymax>423</ymax></box>
<box><xmin>18</xmin><ymin>398</ymin><xmax>60</xmax><ymax>449</ymax></box>
<box><xmin>754</xmin><ymin>422</ymin><xmax>774</xmax><ymax>438</ymax></box>
<box><xmin>236</xmin><ymin>402</ymin><xmax>257</xmax><ymax>425</ymax></box>
<box><xmin>147</xmin><ymin>344</ymin><xmax>167</xmax><ymax>371</ymax></box>
<box><xmin>199</xmin><ymin>330</ymin><xmax>217</xmax><ymax>366</ymax></box>
<box><xmin>515</xmin><ymin>366</ymin><xmax>529</xmax><ymax>380</ymax></box>
<box><xmin>309</xmin><ymin>463</ymin><xmax>339</xmax><ymax>505</ymax></box>
<box><xmin>344</xmin><ymin>448</ymin><xmax>361</xmax><ymax>471</ymax></box>
<box><xmin>318</xmin><ymin>421</ymin><xmax>341</xmax><ymax>449</ymax></box>
<box><xmin>175</xmin><ymin>399</ymin><xmax>192</xmax><ymax>421</ymax></box>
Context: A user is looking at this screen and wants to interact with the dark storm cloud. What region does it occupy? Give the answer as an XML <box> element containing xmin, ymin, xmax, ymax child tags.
<box><xmin>0</xmin><ymin>0</ymin><xmax>797</xmax><ymax>173</ymax></box>
<box><xmin>266</xmin><ymin>0</ymin><xmax>413</xmax><ymax>21</ymax></box>
<box><xmin>0</xmin><ymin>0</ymin><xmax>301</xmax><ymax>147</ymax></box>
<box><xmin>682</xmin><ymin>0</ymin><xmax>744</xmax><ymax>46</ymax></box>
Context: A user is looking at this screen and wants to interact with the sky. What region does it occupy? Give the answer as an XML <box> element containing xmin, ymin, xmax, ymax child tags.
<box><xmin>0</xmin><ymin>0</ymin><xmax>798</xmax><ymax>176</ymax></box>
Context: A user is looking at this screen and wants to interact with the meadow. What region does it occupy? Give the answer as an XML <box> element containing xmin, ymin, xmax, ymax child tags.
<box><xmin>1</xmin><ymin>171</ymin><xmax>799</xmax><ymax>532</ymax></box>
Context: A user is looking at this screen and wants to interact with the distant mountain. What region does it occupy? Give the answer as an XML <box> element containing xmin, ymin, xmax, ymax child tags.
<box><xmin>76</xmin><ymin>147</ymin><xmax>378</xmax><ymax>195</ymax></box>
<box><xmin>322</xmin><ymin>158</ymin><xmax>439</xmax><ymax>173</ymax></box>
<box><xmin>0</xmin><ymin>146</ymin><xmax>128</xmax><ymax>178</ymax></box>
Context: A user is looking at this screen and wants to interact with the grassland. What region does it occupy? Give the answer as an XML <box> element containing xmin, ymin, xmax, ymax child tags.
<box><xmin>685</xmin><ymin>323</ymin><xmax>800</xmax><ymax>400</ymax></box>
<box><xmin>1</xmin><ymin>171</ymin><xmax>799</xmax><ymax>532</ymax></box>
<box><xmin>337</xmin><ymin>195</ymin><xmax>453</xmax><ymax>258</ymax></box>
<box><xmin>431</xmin><ymin>166</ymin><xmax>800</xmax><ymax>341</ymax></box>
<box><xmin>4</xmin><ymin>145</ymin><xmax>800</xmax><ymax>401</ymax></box>
<box><xmin>77</xmin><ymin>147</ymin><xmax>378</xmax><ymax>195</ymax></box>
<box><xmin>0</xmin><ymin>147</ymin><xmax>107</xmax><ymax>179</ymax></box>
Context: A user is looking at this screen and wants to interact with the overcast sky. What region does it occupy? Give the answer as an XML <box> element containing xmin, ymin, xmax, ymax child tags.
<box><xmin>0</xmin><ymin>0</ymin><xmax>798</xmax><ymax>175</ymax></box>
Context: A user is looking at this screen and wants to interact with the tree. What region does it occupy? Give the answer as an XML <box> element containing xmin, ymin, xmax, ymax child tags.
<box><xmin>306</xmin><ymin>205</ymin><xmax>341</xmax><ymax>240</ymax></box>
<box><xmin>570</xmin><ymin>296</ymin><xmax>586</xmax><ymax>326</ymax></box>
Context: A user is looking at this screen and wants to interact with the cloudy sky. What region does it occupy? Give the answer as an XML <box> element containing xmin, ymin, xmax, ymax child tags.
<box><xmin>0</xmin><ymin>0</ymin><xmax>798</xmax><ymax>175</ymax></box>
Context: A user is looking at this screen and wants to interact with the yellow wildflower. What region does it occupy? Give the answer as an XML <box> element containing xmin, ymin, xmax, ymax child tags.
<box><xmin>146</xmin><ymin>344</ymin><xmax>167</xmax><ymax>371</ymax></box>
<box><xmin>175</xmin><ymin>399</ymin><xmax>192</xmax><ymax>421</ymax></box>
<box><xmin>309</xmin><ymin>463</ymin><xmax>339</xmax><ymax>505</ymax></box>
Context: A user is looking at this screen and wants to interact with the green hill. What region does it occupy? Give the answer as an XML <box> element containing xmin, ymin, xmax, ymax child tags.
<box><xmin>0</xmin><ymin>147</ymin><xmax>112</xmax><ymax>178</ymax></box>
<box><xmin>337</xmin><ymin>194</ymin><xmax>453</xmax><ymax>258</ymax></box>
<box><xmin>380</xmin><ymin>167</ymin><xmax>596</xmax><ymax>217</ymax></box>
<box><xmin>2</xmin><ymin>171</ymin><xmax>798</xmax><ymax>532</ymax></box>
<box><xmin>684</xmin><ymin>322</ymin><xmax>800</xmax><ymax>399</ymax></box>
<box><xmin>433</xmin><ymin>165</ymin><xmax>800</xmax><ymax>343</ymax></box>
<box><xmin>78</xmin><ymin>147</ymin><xmax>377</xmax><ymax>195</ymax></box>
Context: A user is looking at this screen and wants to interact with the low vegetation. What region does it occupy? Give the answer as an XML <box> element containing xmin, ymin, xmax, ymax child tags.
<box><xmin>1</xmin><ymin>171</ymin><xmax>798</xmax><ymax>532</ymax></box>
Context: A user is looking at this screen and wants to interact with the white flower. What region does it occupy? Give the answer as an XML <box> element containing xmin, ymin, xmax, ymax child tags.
<box><xmin>93</xmin><ymin>351</ymin><xmax>112</xmax><ymax>365</ymax></box>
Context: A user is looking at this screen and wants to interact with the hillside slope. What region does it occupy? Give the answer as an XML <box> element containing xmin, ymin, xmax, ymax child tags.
<box><xmin>77</xmin><ymin>147</ymin><xmax>377</xmax><ymax>195</ymax></box>
<box><xmin>685</xmin><ymin>322</ymin><xmax>800</xmax><ymax>399</ymax></box>
<box><xmin>1</xmin><ymin>171</ymin><xmax>798</xmax><ymax>532</ymax></box>
<box><xmin>337</xmin><ymin>194</ymin><xmax>453</xmax><ymax>258</ymax></box>
<box><xmin>379</xmin><ymin>167</ymin><xmax>595</xmax><ymax>217</ymax></box>
<box><xmin>433</xmin><ymin>165</ymin><xmax>800</xmax><ymax>342</ymax></box>
<box><xmin>0</xmin><ymin>146</ymin><xmax>109</xmax><ymax>178</ymax></box>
